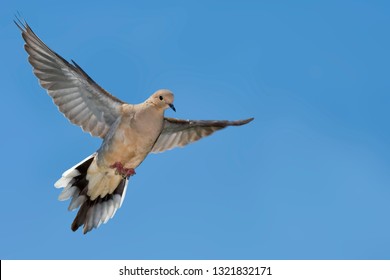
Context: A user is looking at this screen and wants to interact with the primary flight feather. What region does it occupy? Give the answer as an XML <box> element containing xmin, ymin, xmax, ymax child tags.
<box><xmin>16</xmin><ymin>19</ymin><xmax>254</xmax><ymax>234</ymax></box>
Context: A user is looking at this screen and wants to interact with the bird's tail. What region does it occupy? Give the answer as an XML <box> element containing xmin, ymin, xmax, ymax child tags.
<box><xmin>54</xmin><ymin>154</ymin><xmax>128</xmax><ymax>234</ymax></box>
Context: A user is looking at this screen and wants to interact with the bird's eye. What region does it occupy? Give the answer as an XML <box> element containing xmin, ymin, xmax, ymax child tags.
<box><xmin>159</xmin><ymin>96</ymin><xmax>163</xmax><ymax>101</ymax></box>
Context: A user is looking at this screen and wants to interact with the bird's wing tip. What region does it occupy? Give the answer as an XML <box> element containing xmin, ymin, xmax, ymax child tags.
<box><xmin>13</xmin><ymin>13</ymin><xmax>28</xmax><ymax>31</ymax></box>
<box><xmin>237</xmin><ymin>117</ymin><xmax>254</xmax><ymax>125</ymax></box>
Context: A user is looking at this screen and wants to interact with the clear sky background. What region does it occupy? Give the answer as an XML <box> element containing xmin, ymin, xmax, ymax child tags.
<box><xmin>1</xmin><ymin>0</ymin><xmax>389</xmax><ymax>259</ymax></box>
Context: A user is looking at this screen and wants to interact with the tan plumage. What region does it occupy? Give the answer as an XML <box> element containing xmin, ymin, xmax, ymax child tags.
<box><xmin>16</xmin><ymin>18</ymin><xmax>254</xmax><ymax>234</ymax></box>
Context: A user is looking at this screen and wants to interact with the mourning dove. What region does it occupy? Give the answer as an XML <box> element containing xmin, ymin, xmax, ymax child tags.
<box><xmin>16</xmin><ymin>19</ymin><xmax>254</xmax><ymax>234</ymax></box>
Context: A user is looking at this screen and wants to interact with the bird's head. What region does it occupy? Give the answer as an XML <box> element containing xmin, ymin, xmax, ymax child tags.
<box><xmin>147</xmin><ymin>89</ymin><xmax>176</xmax><ymax>112</ymax></box>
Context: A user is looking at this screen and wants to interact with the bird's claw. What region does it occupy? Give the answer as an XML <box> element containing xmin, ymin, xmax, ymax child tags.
<box><xmin>110</xmin><ymin>162</ymin><xmax>136</xmax><ymax>179</ymax></box>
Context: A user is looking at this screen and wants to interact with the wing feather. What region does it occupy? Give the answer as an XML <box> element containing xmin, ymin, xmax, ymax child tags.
<box><xmin>16</xmin><ymin>19</ymin><xmax>124</xmax><ymax>138</ymax></box>
<box><xmin>151</xmin><ymin>117</ymin><xmax>254</xmax><ymax>153</ymax></box>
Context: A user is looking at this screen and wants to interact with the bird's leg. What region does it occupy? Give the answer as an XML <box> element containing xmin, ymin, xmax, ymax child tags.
<box><xmin>109</xmin><ymin>162</ymin><xmax>122</xmax><ymax>175</ymax></box>
<box><xmin>109</xmin><ymin>162</ymin><xmax>136</xmax><ymax>178</ymax></box>
<box><xmin>124</xmin><ymin>168</ymin><xmax>136</xmax><ymax>177</ymax></box>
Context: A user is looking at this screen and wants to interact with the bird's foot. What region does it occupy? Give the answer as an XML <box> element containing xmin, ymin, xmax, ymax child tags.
<box><xmin>110</xmin><ymin>162</ymin><xmax>136</xmax><ymax>178</ymax></box>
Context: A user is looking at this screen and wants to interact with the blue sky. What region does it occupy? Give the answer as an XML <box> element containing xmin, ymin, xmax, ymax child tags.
<box><xmin>1</xmin><ymin>0</ymin><xmax>390</xmax><ymax>259</ymax></box>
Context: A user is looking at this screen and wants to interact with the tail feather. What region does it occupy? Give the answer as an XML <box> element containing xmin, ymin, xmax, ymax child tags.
<box><xmin>55</xmin><ymin>154</ymin><xmax>129</xmax><ymax>234</ymax></box>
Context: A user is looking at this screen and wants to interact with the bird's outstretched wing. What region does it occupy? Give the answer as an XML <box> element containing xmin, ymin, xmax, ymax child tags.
<box><xmin>151</xmin><ymin>117</ymin><xmax>254</xmax><ymax>153</ymax></box>
<box><xmin>15</xmin><ymin>19</ymin><xmax>124</xmax><ymax>138</ymax></box>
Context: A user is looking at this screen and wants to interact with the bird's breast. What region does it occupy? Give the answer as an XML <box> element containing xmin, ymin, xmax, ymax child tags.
<box><xmin>99</xmin><ymin>111</ymin><xmax>164</xmax><ymax>169</ymax></box>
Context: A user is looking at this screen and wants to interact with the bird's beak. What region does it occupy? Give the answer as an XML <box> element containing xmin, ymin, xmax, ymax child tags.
<box><xmin>169</xmin><ymin>103</ymin><xmax>176</xmax><ymax>112</ymax></box>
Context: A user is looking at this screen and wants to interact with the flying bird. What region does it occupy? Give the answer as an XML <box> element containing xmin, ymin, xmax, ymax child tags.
<box><xmin>16</xmin><ymin>19</ymin><xmax>254</xmax><ymax>234</ymax></box>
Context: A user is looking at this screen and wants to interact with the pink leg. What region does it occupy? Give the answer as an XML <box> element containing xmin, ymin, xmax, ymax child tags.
<box><xmin>110</xmin><ymin>162</ymin><xmax>136</xmax><ymax>178</ymax></box>
<box><xmin>124</xmin><ymin>168</ymin><xmax>136</xmax><ymax>177</ymax></box>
